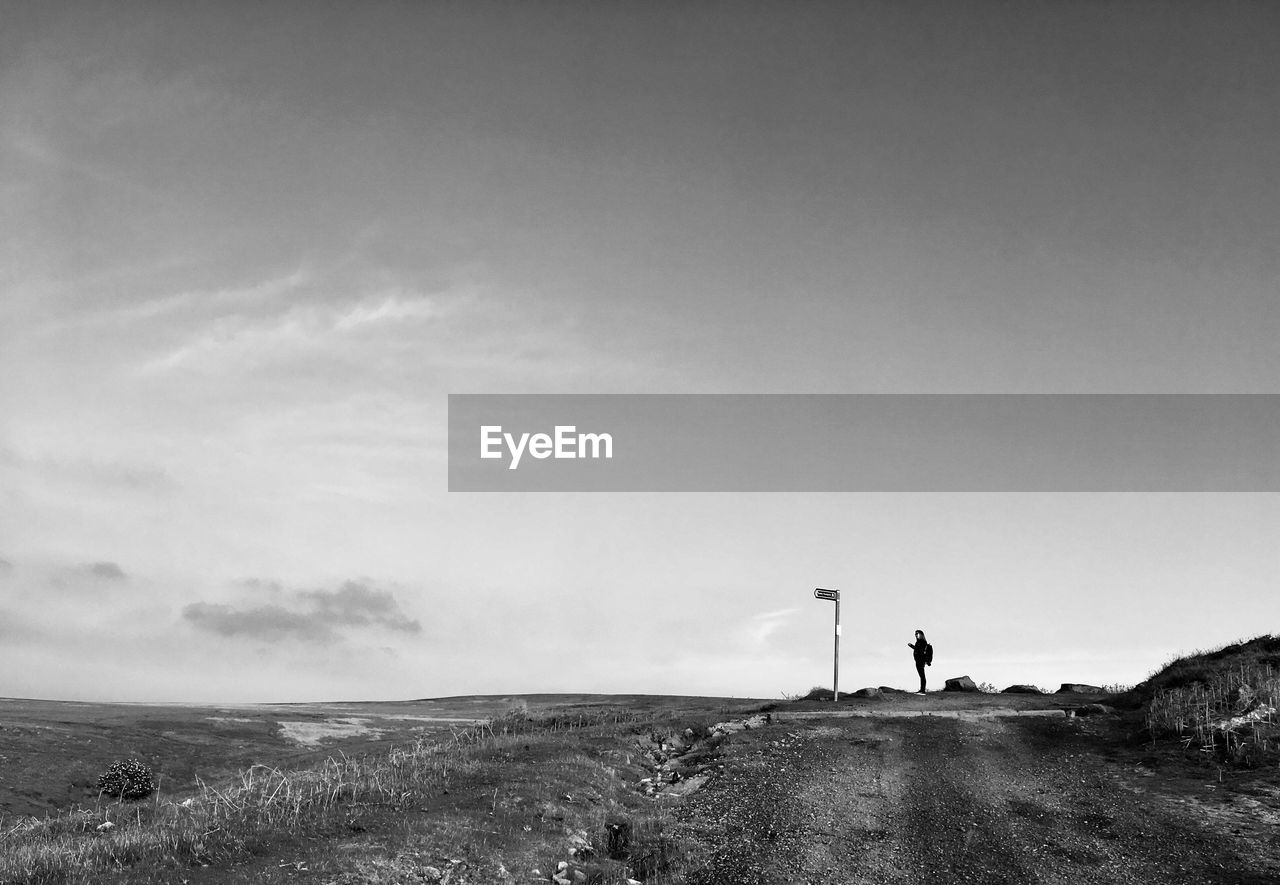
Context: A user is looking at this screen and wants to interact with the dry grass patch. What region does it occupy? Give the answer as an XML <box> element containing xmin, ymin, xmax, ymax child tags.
<box><xmin>0</xmin><ymin>703</ymin><xmax>716</xmax><ymax>884</ymax></box>
<box><xmin>1138</xmin><ymin>635</ymin><xmax>1280</xmax><ymax>766</ymax></box>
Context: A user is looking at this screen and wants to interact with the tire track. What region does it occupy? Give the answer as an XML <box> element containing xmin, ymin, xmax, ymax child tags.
<box><xmin>677</xmin><ymin>713</ymin><xmax>1280</xmax><ymax>884</ymax></box>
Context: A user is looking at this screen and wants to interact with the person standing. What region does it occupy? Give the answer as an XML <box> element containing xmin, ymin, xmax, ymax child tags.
<box><xmin>908</xmin><ymin>629</ymin><xmax>931</xmax><ymax>694</ymax></box>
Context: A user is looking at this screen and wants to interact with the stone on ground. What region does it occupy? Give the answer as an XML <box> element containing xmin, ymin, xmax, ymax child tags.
<box><xmin>1057</xmin><ymin>683</ymin><xmax>1105</xmax><ymax>694</ymax></box>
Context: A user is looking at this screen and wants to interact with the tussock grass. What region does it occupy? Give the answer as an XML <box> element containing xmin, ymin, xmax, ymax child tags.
<box><xmin>1137</xmin><ymin>635</ymin><xmax>1280</xmax><ymax>765</ymax></box>
<box><xmin>0</xmin><ymin>740</ymin><xmax>461</xmax><ymax>884</ymax></box>
<box><xmin>451</xmin><ymin>705</ymin><xmax>644</xmax><ymax>744</ymax></box>
<box><xmin>1141</xmin><ymin>635</ymin><xmax>1280</xmax><ymax>696</ymax></box>
<box><xmin>0</xmin><ymin>705</ymin><xmax>661</xmax><ymax>885</ymax></box>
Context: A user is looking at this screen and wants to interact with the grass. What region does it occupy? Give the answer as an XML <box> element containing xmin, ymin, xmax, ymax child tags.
<box><xmin>1135</xmin><ymin>635</ymin><xmax>1280</xmax><ymax>766</ymax></box>
<box><xmin>0</xmin><ymin>705</ymin><xmax>709</xmax><ymax>885</ymax></box>
<box><xmin>0</xmin><ymin>738</ymin><xmax>465</xmax><ymax>883</ymax></box>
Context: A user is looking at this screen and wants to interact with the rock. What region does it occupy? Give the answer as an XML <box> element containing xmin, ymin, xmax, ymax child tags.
<box><xmin>852</xmin><ymin>687</ymin><xmax>881</xmax><ymax>698</ymax></box>
<box><xmin>1074</xmin><ymin>703</ymin><xmax>1111</xmax><ymax>717</ymax></box>
<box><xmin>567</xmin><ymin>831</ymin><xmax>593</xmax><ymax>857</ymax></box>
<box><xmin>663</xmin><ymin>772</ymin><xmax>709</xmax><ymax>797</ymax></box>
<box><xmin>1228</xmin><ymin>684</ymin><xmax>1255</xmax><ymax>709</ymax></box>
<box><xmin>1057</xmin><ymin>683</ymin><xmax>1105</xmax><ymax>694</ymax></box>
<box><xmin>944</xmin><ymin>676</ymin><xmax>979</xmax><ymax>692</ymax></box>
<box><xmin>712</xmin><ymin>714</ymin><xmax>768</xmax><ymax>734</ymax></box>
<box><xmin>660</xmin><ymin>758</ymin><xmax>701</xmax><ymax>778</ymax></box>
<box><xmin>878</xmin><ymin>686</ymin><xmax>910</xmax><ymax>694</ymax></box>
<box><xmin>1215</xmin><ymin>703</ymin><xmax>1277</xmax><ymax>734</ymax></box>
<box><xmin>1002</xmin><ymin>685</ymin><xmax>1042</xmax><ymax>694</ymax></box>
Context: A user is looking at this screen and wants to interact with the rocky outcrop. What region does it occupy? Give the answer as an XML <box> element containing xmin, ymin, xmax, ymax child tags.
<box><xmin>1002</xmin><ymin>684</ymin><xmax>1042</xmax><ymax>694</ymax></box>
<box><xmin>852</xmin><ymin>687</ymin><xmax>881</xmax><ymax>698</ymax></box>
<box><xmin>944</xmin><ymin>676</ymin><xmax>979</xmax><ymax>692</ymax></box>
<box><xmin>1215</xmin><ymin>683</ymin><xmax>1276</xmax><ymax>735</ymax></box>
<box><xmin>635</xmin><ymin>714</ymin><xmax>769</xmax><ymax>798</ymax></box>
<box><xmin>1057</xmin><ymin>683</ymin><xmax>1105</xmax><ymax>694</ymax></box>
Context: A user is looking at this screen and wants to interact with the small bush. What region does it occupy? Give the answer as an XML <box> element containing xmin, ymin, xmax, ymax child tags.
<box><xmin>97</xmin><ymin>759</ymin><xmax>155</xmax><ymax>800</ymax></box>
<box><xmin>802</xmin><ymin>687</ymin><xmax>835</xmax><ymax>701</ymax></box>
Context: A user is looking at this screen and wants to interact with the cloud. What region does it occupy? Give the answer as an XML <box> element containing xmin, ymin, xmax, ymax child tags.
<box><xmin>139</xmin><ymin>288</ymin><xmax>443</xmax><ymax>375</ymax></box>
<box><xmin>744</xmin><ymin>607</ymin><xmax>798</xmax><ymax>646</ymax></box>
<box><xmin>234</xmin><ymin>577</ymin><xmax>285</xmax><ymax>594</ymax></box>
<box><xmin>43</xmin><ymin>560</ymin><xmax>130</xmax><ymax>589</ymax></box>
<box><xmin>84</xmin><ymin>561</ymin><xmax>127</xmax><ymax>580</ymax></box>
<box><xmin>1</xmin><ymin>449</ymin><xmax>176</xmax><ymax>493</ymax></box>
<box><xmin>0</xmin><ymin>608</ymin><xmax>43</xmax><ymax>642</ymax></box>
<box><xmin>130</xmin><ymin>270</ymin><xmax>673</xmax><ymax>394</ymax></box>
<box><xmin>41</xmin><ymin>266</ymin><xmax>311</xmax><ymax>335</ymax></box>
<box><xmin>183</xmin><ymin>602</ymin><xmax>336</xmax><ymax>642</ymax></box>
<box><xmin>332</xmin><ymin>292</ymin><xmax>441</xmax><ymax>331</ymax></box>
<box><xmin>297</xmin><ymin>581</ymin><xmax>421</xmax><ymax>632</ymax></box>
<box><xmin>0</xmin><ymin>558</ymin><xmax>12</xmax><ymax>574</ymax></box>
<box><xmin>183</xmin><ymin>579</ymin><xmax>421</xmax><ymax>644</ymax></box>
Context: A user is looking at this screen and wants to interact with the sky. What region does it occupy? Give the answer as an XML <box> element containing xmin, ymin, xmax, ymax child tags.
<box><xmin>2</xmin><ymin>1</ymin><xmax>1278</xmax><ymax>703</ymax></box>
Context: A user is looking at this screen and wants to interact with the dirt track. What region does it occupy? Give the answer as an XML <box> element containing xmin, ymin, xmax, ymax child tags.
<box><xmin>677</xmin><ymin>705</ymin><xmax>1280</xmax><ymax>885</ymax></box>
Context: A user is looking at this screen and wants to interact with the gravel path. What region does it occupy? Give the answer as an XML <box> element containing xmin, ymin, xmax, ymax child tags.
<box><xmin>676</xmin><ymin>711</ymin><xmax>1280</xmax><ymax>884</ymax></box>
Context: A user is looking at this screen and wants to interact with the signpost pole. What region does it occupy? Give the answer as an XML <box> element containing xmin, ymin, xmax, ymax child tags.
<box><xmin>833</xmin><ymin>594</ymin><xmax>840</xmax><ymax>702</ymax></box>
<box><xmin>813</xmin><ymin>588</ymin><xmax>841</xmax><ymax>703</ymax></box>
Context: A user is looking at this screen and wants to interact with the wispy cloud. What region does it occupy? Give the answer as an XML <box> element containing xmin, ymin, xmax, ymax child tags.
<box><xmin>67</xmin><ymin>267</ymin><xmax>312</xmax><ymax>329</ymax></box>
<box><xmin>743</xmin><ymin>608</ymin><xmax>798</xmax><ymax>647</ymax></box>
<box><xmin>332</xmin><ymin>291</ymin><xmax>442</xmax><ymax>331</ymax></box>
<box><xmin>138</xmin><ymin>287</ymin><xmax>444</xmax><ymax>375</ymax></box>
<box><xmin>183</xmin><ymin>579</ymin><xmax>421</xmax><ymax>645</ymax></box>
<box><xmin>2</xmin><ymin>449</ymin><xmax>177</xmax><ymax>493</ymax></box>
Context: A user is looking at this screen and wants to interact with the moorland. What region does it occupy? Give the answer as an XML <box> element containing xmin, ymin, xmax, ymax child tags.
<box><xmin>2</xmin><ymin>638</ymin><xmax>1278</xmax><ymax>884</ymax></box>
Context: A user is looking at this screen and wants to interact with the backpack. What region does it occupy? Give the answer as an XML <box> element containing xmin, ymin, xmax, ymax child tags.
<box><xmin>924</xmin><ymin>643</ymin><xmax>934</xmax><ymax>666</ymax></box>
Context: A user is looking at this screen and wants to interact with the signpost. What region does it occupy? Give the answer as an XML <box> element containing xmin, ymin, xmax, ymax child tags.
<box><xmin>813</xmin><ymin>587</ymin><xmax>840</xmax><ymax>701</ymax></box>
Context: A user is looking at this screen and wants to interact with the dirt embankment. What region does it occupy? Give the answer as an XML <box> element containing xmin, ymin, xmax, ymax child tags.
<box><xmin>674</xmin><ymin>710</ymin><xmax>1280</xmax><ymax>884</ymax></box>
